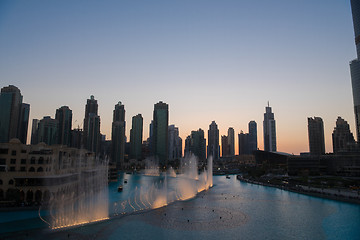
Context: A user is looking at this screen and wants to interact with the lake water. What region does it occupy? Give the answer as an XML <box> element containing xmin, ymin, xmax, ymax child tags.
<box><xmin>1</xmin><ymin>174</ymin><xmax>360</xmax><ymax>239</ymax></box>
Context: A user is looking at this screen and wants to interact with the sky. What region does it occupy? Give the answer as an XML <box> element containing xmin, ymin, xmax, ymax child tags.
<box><xmin>0</xmin><ymin>0</ymin><xmax>356</xmax><ymax>155</ymax></box>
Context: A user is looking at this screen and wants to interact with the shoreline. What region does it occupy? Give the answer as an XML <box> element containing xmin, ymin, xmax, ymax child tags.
<box><xmin>236</xmin><ymin>175</ymin><xmax>360</xmax><ymax>205</ymax></box>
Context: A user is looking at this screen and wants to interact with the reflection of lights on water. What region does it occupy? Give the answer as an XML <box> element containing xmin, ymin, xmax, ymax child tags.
<box><xmin>51</xmin><ymin>217</ymin><xmax>109</xmax><ymax>230</ymax></box>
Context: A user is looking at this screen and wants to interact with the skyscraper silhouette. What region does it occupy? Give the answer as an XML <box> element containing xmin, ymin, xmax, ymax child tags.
<box><xmin>350</xmin><ymin>0</ymin><xmax>360</xmax><ymax>142</ymax></box>
<box><xmin>55</xmin><ymin>106</ymin><xmax>72</xmax><ymax>146</ymax></box>
<box><xmin>308</xmin><ymin>117</ymin><xmax>325</xmax><ymax>155</ymax></box>
<box><xmin>332</xmin><ymin>117</ymin><xmax>355</xmax><ymax>154</ymax></box>
<box><xmin>0</xmin><ymin>85</ymin><xmax>29</xmax><ymax>144</ymax></box>
<box><xmin>207</xmin><ymin>121</ymin><xmax>219</xmax><ymax>160</ymax></box>
<box><xmin>152</xmin><ymin>101</ymin><xmax>169</xmax><ymax>166</ymax></box>
<box><xmin>112</xmin><ymin>102</ymin><xmax>125</xmax><ymax>169</ymax></box>
<box><xmin>83</xmin><ymin>95</ymin><xmax>100</xmax><ymax>154</ymax></box>
<box><xmin>227</xmin><ymin>127</ymin><xmax>235</xmax><ymax>156</ymax></box>
<box><xmin>263</xmin><ymin>103</ymin><xmax>277</xmax><ymax>152</ymax></box>
<box><xmin>248</xmin><ymin>121</ymin><xmax>257</xmax><ymax>153</ymax></box>
<box><xmin>130</xmin><ymin>114</ymin><xmax>143</xmax><ymax>161</ymax></box>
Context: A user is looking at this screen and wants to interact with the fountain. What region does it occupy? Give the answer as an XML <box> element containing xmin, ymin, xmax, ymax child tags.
<box><xmin>112</xmin><ymin>154</ymin><xmax>213</xmax><ymax>214</ymax></box>
<box><xmin>42</xmin><ymin>154</ymin><xmax>109</xmax><ymax>230</ymax></box>
<box><xmin>42</xmin><ymin>153</ymin><xmax>212</xmax><ymax>230</ymax></box>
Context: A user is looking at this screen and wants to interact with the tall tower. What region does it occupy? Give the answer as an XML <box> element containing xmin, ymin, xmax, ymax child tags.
<box><xmin>0</xmin><ymin>85</ymin><xmax>29</xmax><ymax>144</ymax></box>
<box><xmin>112</xmin><ymin>102</ymin><xmax>126</xmax><ymax>169</ymax></box>
<box><xmin>263</xmin><ymin>102</ymin><xmax>277</xmax><ymax>152</ymax></box>
<box><xmin>332</xmin><ymin>117</ymin><xmax>355</xmax><ymax>153</ymax></box>
<box><xmin>248</xmin><ymin>120</ymin><xmax>258</xmax><ymax>153</ymax></box>
<box><xmin>207</xmin><ymin>121</ymin><xmax>219</xmax><ymax>160</ymax></box>
<box><xmin>350</xmin><ymin>0</ymin><xmax>360</xmax><ymax>142</ymax></box>
<box><xmin>130</xmin><ymin>114</ymin><xmax>143</xmax><ymax>160</ymax></box>
<box><xmin>83</xmin><ymin>95</ymin><xmax>100</xmax><ymax>154</ymax></box>
<box><xmin>308</xmin><ymin>117</ymin><xmax>325</xmax><ymax>155</ymax></box>
<box><xmin>221</xmin><ymin>135</ymin><xmax>229</xmax><ymax>157</ymax></box>
<box><xmin>152</xmin><ymin>101</ymin><xmax>169</xmax><ymax>166</ymax></box>
<box><xmin>38</xmin><ymin>116</ymin><xmax>58</xmax><ymax>146</ymax></box>
<box><xmin>227</xmin><ymin>127</ymin><xmax>235</xmax><ymax>156</ymax></box>
<box><xmin>190</xmin><ymin>129</ymin><xmax>206</xmax><ymax>161</ymax></box>
<box><xmin>55</xmin><ymin>106</ymin><xmax>72</xmax><ymax>146</ymax></box>
<box><xmin>168</xmin><ymin>125</ymin><xmax>182</xmax><ymax>160</ymax></box>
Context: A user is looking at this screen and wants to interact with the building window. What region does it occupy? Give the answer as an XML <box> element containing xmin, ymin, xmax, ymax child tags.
<box><xmin>9</xmin><ymin>167</ymin><xmax>15</xmax><ymax>172</ymax></box>
<box><xmin>0</xmin><ymin>179</ymin><xmax>2</xmax><ymax>185</ymax></box>
<box><xmin>21</xmin><ymin>150</ymin><xmax>26</xmax><ymax>153</ymax></box>
<box><xmin>20</xmin><ymin>167</ymin><xmax>26</xmax><ymax>172</ymax></box>
<box><xmin>30</xmin><ymin>157</ymin><xmax>36</xmax><ymax>164</ymax></box>
<box><xmin>0</xmin><ymin>159</ymin><xmax>5</xmax><ymax>165</ymax></box>
<box><xmin>37</xmin><ymin>167</ymin><xmax>44</xmax><ymax>172</ymax></box>
<box><xmin>0</xmin><ymin>149</ymin><xmax>8</xmax><ymax>155</ymax></box>
<box><xmin>11</xmin><ymin>150</ymin><xmax>16</xmax><ymax>156</ymax></box>
<box><xmin>21</xmin><ymin>159</ymin><xmax>26</xmax><ymax>164</ymax></box>
<box><xmin>10</xmin><ymin>159</ymin><xmax>16</xmax><ymax>164</ymax></box>
<box><xmin>9</xmin><ymin>179</ymin><xmax>14</xmax><ymax>185</ymax></box>
<box><xmin>29</xmin><ymin>167</ymin><xmax>35</xmax><ymax>172</ymax></box>
<box><xmin>38</xmin><ymin>157</ymin><xmax>44</xmax><ymax>164</ymax></box>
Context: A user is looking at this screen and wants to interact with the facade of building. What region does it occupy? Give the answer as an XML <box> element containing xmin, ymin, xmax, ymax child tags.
<box><xmin>227</xmin><ymin>127</ymin><xmax>235</xmax><ymax>156</ymax></box>
<box><xmin>221</xmin><ymin>135</ymin><xmax>229</xmax><ymax>157</ymax></box>
<box><xmin>30</xmin><ymin>119</ymin><xmax>40</xmax><ymax>145</ymax></box>
<box><xmin>0</xmin><ymin>140</ymin><xmax>103</xmax><ymax>205</ymax></box>
<box><xmin>152</xmin><ymin>101</ymin><xmax>169</xmax><ymax>166</ymax></box>
<box><xmin>37</xmin><ymin>116</ymin><xmax>58</xmax><ymax>146</ymax></box>
<box><xmin>238</xmin><ymin>131</ymin><xmax>249</xmax><ymax>155</ymax></box>
<box><xmin>0</xmin><ymin>85</ymin><xmax>29</xmax><ymax>144</ymax></box>
<box><xmin>263</xmin><ymin>103</ymin><xmax>277</xmax><ymax>152</ymax></box>
<box><xmin>332</xmin><ymin>117</ymin><xmax>356</xmax><ymax>154</ymax></box>
<box><xmin>83</xmin><ymin>95</ymin><xmax>99</xmax><ymax>152</ymax></box>
<box><xmin>248</xmin><ymin>121</ymin><xmax>257</xmax><ymax>153</ymax></box>
<box><xmin>207</xmin><ymin>121</ymin><xmax>219</xmax><ymax>160</ymax></box>
<box><xmin>55</xmin><ymin>106</ymin><xmax>72</xmax><ymax>146</ymax></box>
<box><xmin>111</xmin><ymin>102</ymin><xmax>126</xmax><ymax>169</ymax></box>
<box><xmin>130</xmin><ymin>114</ymin><xmax>143</xmax><ymax>160</ymax></box>
<box><xmin>86</xmin><ymin>113</ymin><xmax>101</xmax><ymax>154</ymax></box>
<box><xmin>168</xmin><ymin>125</ymin><xmax>182</xmax><ymax>160</ymax></box>
<box><xmin>350</xmin><ymin>0</ymin><xmax>360</xmax><ymax>142</ymax></box>
<box><xmin>308</xmin><ymin>117</ymin><xmax>325</xmax><ymax>155</ymax></box>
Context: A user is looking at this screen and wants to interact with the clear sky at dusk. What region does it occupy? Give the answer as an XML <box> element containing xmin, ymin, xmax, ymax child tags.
<box><xmin>0</xmin><ymin>0</ymin><xmax>356</xmax><ymax>155</ymax></box>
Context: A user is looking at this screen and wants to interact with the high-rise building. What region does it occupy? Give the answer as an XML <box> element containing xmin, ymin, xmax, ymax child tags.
<box><xmin>308</xmin><ymin>117</ymin><xmax>325</xmax><ymax>155</ymax></box>
<box><xmin>130</xmin><ymin>114</ymin><xmax>143</xmax><ymax>160</ymax></box>
<box><xmin>86</xmin><ymin>113</ymin><xmax>101</xmax><ymax>154</ymax></box>
<box><xmin>55</xmin><ymin>106</ymin><xmax>72</xmax><ymax>146</ymax></box>
<box><xmin>207</xmin><ymin>121</ymin><xmax>219</xmax><ymax>160</ymax></box>
<box><xmin>168</xmin><ymin>125</ymin><xmax>182</xmax><ymax>160</ymax></box>
<box><xmin>227</xmin><ymin>127</ymin><xmax>235</xmax><ymax>156</ymax></box>
<box><xmin>83</xmin><ymin>95</ymin><xmax>98</xmax><ymax>150</ymax></box>
<box><xmin>263</xmin><ymin>103</ymin><xmax>277</xmax><ymax>152</ymax></box>
<box><xmin>38</xmin><ymin>116</ymin><xmax>58</xmax><ymax>145</ymax></box>
<box><xmin>221</xmin><ymin>135</ymin><xmax>229</xmax><ymax>157</ymax></box>
<box><xmin>0</xmin><ymin>85</ymin><xmax>30</xmax><ymax>144</ymax></box>
<box><xmin>184</xmin><ymin>135</ymin><xmax>191</xmax><ymax>156</ymax></box>
<box><xmin>350</xmin><ymin>0</ymin><xmax>360</xmax><ymax>142</ymax></box>
<box><xmin>152</xmin><ymin>101</ymin><xmax>169</xmax><ymax>166</ymax></box>
<box><xmin>31</xmin><ymin>119</ymin><xmax>40</xmax><ymax>145</ymax></box>
<box><xmin>111</xmin><ymin>102</ymin><xmax>126</xmax><ymax>169</ymax></box>
<box><xmin>332</xmin><ymin>117</ymin><xmax>356</xmax><ymax>154</ymax></box>
<box><xmin>18</xmin><ymin>103</ymin><xmax>30</xmax><ymax>144</ymax></box>
<box><xmin>71</xmin><ymin>127</ymin><xmax>83</xmax><ymax>149</ymax></box>
<box><xmin>248</xmin><ymin>121</ymin><xmax>257</xmax><ymax>153</ymax></box>
<box><xmin>238</xmin><ymin>131</ymin><xmax>249</xmax><ymax>155</ymax></box>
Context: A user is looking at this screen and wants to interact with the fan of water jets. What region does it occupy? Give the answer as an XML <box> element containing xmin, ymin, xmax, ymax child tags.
<box><xmin>41</xmin><ymin>157</ymin><xmax>109</xmax><ymax>229</ymax></box>
<box><xmin>113</xmin><ymin>154</ymin><xmax>213</xmax><ymax>215</ymax></box>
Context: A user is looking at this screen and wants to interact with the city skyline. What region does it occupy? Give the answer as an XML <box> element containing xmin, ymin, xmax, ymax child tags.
<box><xmin>0</xmin><ymin>0</ymin><xmax>356</xmax><ymax>154</ymax></box>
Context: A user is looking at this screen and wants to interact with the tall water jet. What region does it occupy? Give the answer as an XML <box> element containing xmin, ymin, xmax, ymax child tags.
<box><xmin>45</xmin><ymin>151</ymin><xmax>109</xmax><ymax>229</ymax></box>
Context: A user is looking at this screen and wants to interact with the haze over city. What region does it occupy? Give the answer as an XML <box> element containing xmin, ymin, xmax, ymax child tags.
<box><xmin>0</xmin><ymin>0</ymin><xmax>356</xmax><ymax>154</ymax></box>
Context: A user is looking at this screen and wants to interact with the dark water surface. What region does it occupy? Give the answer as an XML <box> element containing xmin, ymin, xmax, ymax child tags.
<box><xmin>1</xmin><ymin>174</ymin><xmax>360</xmax><ymax>239</ymax></box>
